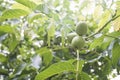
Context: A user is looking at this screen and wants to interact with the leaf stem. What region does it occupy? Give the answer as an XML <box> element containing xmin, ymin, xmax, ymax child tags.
<box><xmin>76</xmin><ymin>50</ymin><xmax>79</xmax><ymax>80</ymax></box>
<box><xmin>47</xmin><ymin>34</ymin><xmax>51</xmax><ymax>47</ymax></box>
<box><xmin>104</xmin><ymin>34</ymin><xmax>119</xmax><ymax>39</ymax></box>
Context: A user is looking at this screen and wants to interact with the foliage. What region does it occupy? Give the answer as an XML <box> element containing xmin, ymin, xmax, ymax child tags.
<box><xmin>0</xmin><ymin>0</ymin><xmax>120</xmax><ymax>80</ymax></box>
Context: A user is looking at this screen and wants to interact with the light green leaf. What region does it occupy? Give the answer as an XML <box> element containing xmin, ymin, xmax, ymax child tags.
<box><xmin>28</xmin><ymin>13</ymin><xmax>47</xmax><ymax>23</ymax></box>
<box><xmin>98</xmin><ymin>10</ymin><xmax>111</xmax><ymax>29</ymax></box>
<box><xmin>35</xmin><ymin>61</ymin><xmax>75</xmax><ymax>80</ymax></box>
<box><xmin>93</xmin><ymin>5</ymin><xmax>103</xmax><ymax>20</ymax></box>
<box><xmin>107</xmin><ymin>31</ymin><xmax>120</xmax><ymax>37</ymax></box>
<box><xmin>0</xmin><ymin>25</ymin><xmax>14</xmax><ymax>36</ymax></box>
<box><xmin>79</xmin><ymin>0</ymin><xmax>89</xmax><ymax>10</ymax></box>
<box><xmin>1</xmin><ymin>9</ymin><xmax>29</xmax><ymax>19</ymax></box>
<box><xmin>47</xmin><ymin>21</ymin><xmax>55</xmax><ymax>47</ymax></box>
<box><xmin>116</xmin><ymin>1</ymin><xmax>120</xmax><ymax>9</ymax></box>
<box><xmin>11</xmin><ymin>2</ymin><xmax>31</xmax><ymax>13</ymax></box>
<box><xmin>112</xmin><ymin>16</ymin><xmax>120</xmax><ymax>31</ymax></box>
<box><xmin>31</xmin><ymin>0</ymin><xmax>43</xmax><ymax>5</ymax></box>
<box><xmin>47</xmin><ymin>22</ymin><xmax>55</xmax><ymax>37</ymax></box>
<box><xmin>63</xmin><ymin>0</ymin><xmax>70</xmax><ymax>9</ymax></box>
<box><xmin>61</xmin><ymin>28</ymin><xmax>65</xmax><ymax>48</ymax></box>
<box><xmin>112</xmin><ymin>40</ymin><xmax>120</xmax><ymax>67</ymax></box>
<box><xmin>0</xmin><ymin>54</ymin><xmax>7</xmax><ymax>63</ymax></box>
<box><xmin>37</xmin><ymin>47</ymin><xmax>53</xmax><ymax>66</ymax></box>
<box><xmin>53</xmin><ymin>0</ymin><xmax>60</xmax><ymax>7</ymax></box>
<box><xmin>15</xmin><ymin>0</ymin><xmax>37</xmax><ymax>10</ymax></box>
<box><xmin>28</xmin><ymin>13</ymin><xmax>42</xmax><ymax>23</ymax></box>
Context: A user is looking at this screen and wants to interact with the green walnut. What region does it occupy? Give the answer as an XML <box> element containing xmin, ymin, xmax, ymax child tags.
<box><xmin>71</xmin><ymin>36</ymin><xmax>85</xmax><ymax>49</ymax></box>
<box><xmin>67</xmin><ymin>32</ymin><xmax>77</xmax><ymax>43</ymax></box>
<box><xmin>76</xmin><ymin>22</ymin><xmax>88</xmax><ymax>36</ymax></box>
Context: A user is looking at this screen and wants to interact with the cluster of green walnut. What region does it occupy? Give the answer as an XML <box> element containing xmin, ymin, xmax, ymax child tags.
<box><xmin>67</xmin><ymin>22</ymin><xmax>88</xmax><ymax>49</ymax></box>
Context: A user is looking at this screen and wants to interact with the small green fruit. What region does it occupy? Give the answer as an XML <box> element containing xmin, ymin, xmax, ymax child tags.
<box><xmin>67</xmin><ymin>32</ymin><xmax>77</xmax><ymax>43</ymax></box>
<box><xmin>76</xmin><ymin>22</ymin><xmax>87</xmax><ymax>36</ymax></box>
<box><xmin>71</xmin><ymin>36</ymin><xmax>85</xmax><ymax>49</ymax></box>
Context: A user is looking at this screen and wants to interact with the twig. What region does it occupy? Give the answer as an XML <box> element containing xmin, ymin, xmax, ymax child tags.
<box><xmin>88</xmin><ymin>14</ymin><xmax>120</xmax><ymax>38</ymax></box>
<box><xmin>76</xmin><ymin>50</ymin><xmax>79</xmax><ymax>80</ymax></box>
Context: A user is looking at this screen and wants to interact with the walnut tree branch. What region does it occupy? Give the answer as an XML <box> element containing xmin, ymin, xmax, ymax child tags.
<box><xmin>88</xmin><ymin>14</ymin><xmax>120</xmax><ymax>38</ymax></box>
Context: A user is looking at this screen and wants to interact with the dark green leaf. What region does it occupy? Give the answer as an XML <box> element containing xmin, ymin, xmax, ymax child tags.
<box><xmin>37</xmin><ymin>47</ymin><xmax>53</xmax><ymax>66</ymax></box>
<box><xmin>102</xmin><ymin>60</ymin><xmax>111</xmax><ymax>75</ymax></box>
<box><xmin>89</xmin><ymin>36</ymin><xmax>104</xmax><ymax>50</ymax></box>
<box><xmin>9</xmin><ymin>62</ymin><xmax>26</xmax><ymax>79</ymax></box>
<box><xmin>112</xmin><ymin>40</ymin><xmax>120</xmax><ymax>67</ymax></box>
<box><xmin>0</xmin><ymin>68</ymin><xmax>8</xmax><ymax>75</ymax></box>
<box><xmin>101</xmin><ymin>31</ymin><xmax>120</xmax><ymax>49</ymax></box>
<box><xmin>9</xmin><ymin>35</ymin><xmax>19</xmax><ymax>52</ymax></box>
<box><xmin>35</xmin><ymin>60</ymin><xmax>75</xmax><ymax>80</ymax></box>
<box><xmin>0</xmin><ymin>54</ymin><xmax>7</xmax><ymax>63</ymax></box>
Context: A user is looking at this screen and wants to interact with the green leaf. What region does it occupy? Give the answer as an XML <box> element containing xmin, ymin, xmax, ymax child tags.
<box><xmin>36</xmin><ymin>4</ymin><xmax>50</xmax><ymax>14</ymax></box>
<box><xmin>37</xmin><ymin>47</ymin><xmax>53</xmax><ymax>66</ymax></box>
<box><xmin>35</xmin><ymin>61</ymin><xmax>75</xmax><ymax>80</ymax></box>
<box><xmin>11</xmin><ymin>2</ymin><xmax>31</xmax><ymax>13</ymax></box>
<box><xmin>47</xmin><ymin>21</ymin><xmax>55</xmax><ymax>47</ymax></box>
<box><xmin>101</xmin><ymin>31</ymin><xmax>120</xmax><ymax>49</ymax></box>
<box><xmin>80</xmin><ymin>72</ymin><xmax>91</xmax><ymax>80</ymax></box>
<box><xmin>9</xmin><ymin>36</ymin><xmax>19</xmax><ymax>52</ymax></box>
<box><xmin>53</xmin><ymin>0</ymin><xmax>60</xmax><ymax>7</ymax></box>
<box><xmin>31</xmin><ymin>0</ymin><xmax>43</xmax><ymax>5</ymax></box>
<box><xmin>98</xmin><ymin>10</ymin><xmax>111</xmax><ymax>28</ymax></box>
<box><xmin>93</xmin><ymin>5</ymin><xmax>103</xmax><ymax>20</ymax></box>
<box><xmin>47</xmin><ymin>22</ymin><xmax>55</xmax><ymax>37</ymax></box>
<box><xmin>15</xmin><ymin>0</ymin><xmax>37</xmax><ymax>10</ymax></box>
<box><xmin>63</xmin><ymin>0</ymin><xmax>70</xmax><ymax>9</ymax></box>
<box><xmin>28</xmin><ymin>13</ymin><xmax>47</xmax><ymax>23</ymax></box>
<box><xmin>79</xmin><ymin>0</ymin><xmax>89</xmax><ymax>10</ymax></box>
<box><xmin>108</xmin><ymin>31</ymin><xmax>120</xmax><ymax>37</ymax></box>
<box><xmin>112</xmin><ymin>16</ymin><xmax>120</xmax><ymax>31</ymax></box>
<box><xmin>116</xmin><ymin>1</ymin><xmax>120</xmax><ymax>9</ymax></box>
<box><xmin>112</xmin><ymin>40</ymin><xmax>120</xmax><ymax>67</ymax></box>
<box><xmin>0</xmin><ymin>68</ymin><xmax>8</xmax><ymax>75</ymax></box>
<box><xmin>9</xmin><ymin>62</ymin><xmax>27</xmax><ymax>78</ymax></box>
<box><xmin>0</xmin><ymin>25</ymin><xmax>14</xmax><ymax>36</ymax></box>
<box><xmin>3</xmin><ymin>34</ymin><xmax>19</xmax><ymax>52</ymax></box>
<box><xmin>89</xmin><ymin>36</ymin><xmax>104</xmax><ymax>50</ymax></box>
<box><xmin>79</xmin><ymin>60</ymin><xmax>85</xmax><ymax>73</ymax></box>
<box><xmin>102</xmin><ymin>59</ymin><xmax>111</xmax><ymax>76</ymax></box>
<box><xmin>1</xmin><ymin>9</ymin><xmax>29</xmax><ymax>19</ymax></box>
<box><xmin>0</xmin><ymin>54</ymin><xmax>7</xmax><ymax>63</ymax></box>
<box><xmin>61</xmin><ymin>28</ymin><xmax>65</xmax><ymax>48</ymax></box>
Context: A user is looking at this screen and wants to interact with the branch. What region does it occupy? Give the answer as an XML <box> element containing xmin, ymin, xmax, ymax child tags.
<box><xmin>76</xmin><ymin>50</ymin><xmax>79</xmax><ymax>80</ymax></box>
<box><xmin>88</xmin><ymin>14</ymin><xmax>120</xmax><ymax>38</ymax></box>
